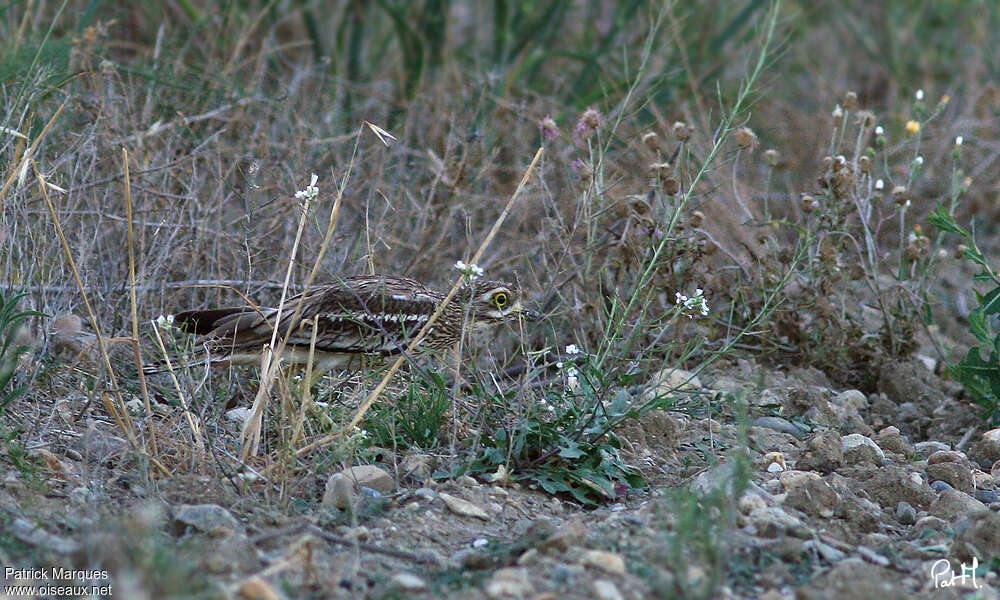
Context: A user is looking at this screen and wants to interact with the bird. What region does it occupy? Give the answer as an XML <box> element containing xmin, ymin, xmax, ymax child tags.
<box><xmin>144</xmin><ymin>274</ymin><xmax>537</xmax><ymax>375</ymax></box>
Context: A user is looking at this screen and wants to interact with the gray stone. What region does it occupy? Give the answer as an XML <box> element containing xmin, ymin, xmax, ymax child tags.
<box><xmin>173</xmin><ymin>504</ymin><xmax>244</xmax><ymax>537</ymax></box>
<box><xmin>929</xmin><ymin>489</ymin><xmax>988</xmax><ymax>521</ymax></box>
<box><xmin>753</xmin><ymin>416</ymin><xmax>808</xmax><ymax>438</ymax></box>
<box><xmin>896</xmin><ymin>501</ymin><xmax>917</xmax><ymax>525</ymax></box>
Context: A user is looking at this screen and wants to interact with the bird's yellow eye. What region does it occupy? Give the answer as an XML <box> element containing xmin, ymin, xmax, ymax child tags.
<box><xmin>492</xmin><ymin>292</ymin><xmax>509</xmax><ymax>308</ymax></box>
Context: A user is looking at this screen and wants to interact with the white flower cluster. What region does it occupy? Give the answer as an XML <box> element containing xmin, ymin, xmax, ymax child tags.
<box><xmin>153</xmin><ymin>314</ymin><xmax>175</xmax><ymax>330</ymax></box>
<box><xmin>556</xmin><ymin>344</ymin><xmax>582</xmax><ymax>390</ymax></box>
<box><xmin>675</xmin><ymin>288</ymin><xmax>710</xmax><ymax>318</ymax></box>
<box><xmin>294</xmin><ymin>173</ymin><xmax>319</xmax><ymax>200</ymax></box>
<box><xmin>453</xmin><ymin>260</ymin><xmax>484</xmax><ymax>280</ymax></box>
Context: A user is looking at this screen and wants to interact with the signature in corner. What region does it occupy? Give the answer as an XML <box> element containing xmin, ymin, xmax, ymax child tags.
<box><xmin>931</xmin><ymin>557</ymin><xmax>982</xmax><ymax>589</ymax></box>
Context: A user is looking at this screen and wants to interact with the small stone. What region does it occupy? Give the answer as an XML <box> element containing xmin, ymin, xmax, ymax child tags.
<box><xmin>234</xmin><ymin>576</ymin><xmax>280</xmax><ymax>600</ymax></box>
<box><xmin>930</xmin><ymin>480</ymin><xmax>953</xmax><ymax>492</ymax></box>
<box><xmin>926</xmin><ymin>460</ymin><xmax>974</xmax><ymax>493</ymax></box>
<box><xmin>753</xmin><ymin>416</ymin><xmax>807</xmax><ymax>438</ymax></box>
<box><xmin>929</xmin><ymin>489</ymin><xmax>988</xmax><ymax>521</ymax></box>
<box><xmin>322</xmin><ymin>473</ymin><xmax>358</xmax><ymax>510</ymax></box>
<box><xmin>440</xmin><ymin>492</ymin><xmax>490</xmax><ymax>520</ymax></box>
<box><xmin>173</xmin><ymin>504</ymin><xmax>244</xmax><ymax>537</ymax></box>
<box><xmin>485</xmin><ymin>567</ymin><xmax>534</xmax><ymax>599</ymax></box>
<box><xmin>414</xmin><ymin>487</ymin><xmax>437</xmax><ymax>501</ymax></box>
<box><xmin>341</xmin><ymin>465</ymin><xmax>395</xmax><ymax>493</ymax></box>
<box><xmin>400</xmin><ymin>453</ymin><xmax>432</xmax><ymax>479</ymax></box>
<box><xmin>646</xmin><ymin>368</ymin><xmax>702</xmax><ymax>395</ymax></box>
<box><xmin>797</xmin><ymin>430</ymin><xmax>844</xmax><ymax>473</ymax></box>
<box><xmin>580</xmin><ymin>549</ymin><xmax>626</xmax><ymax>575</ymax></box>
<box><xmin>778</xmin><ymin>470</ymin><xmax>821</xmax><ymax>491</ymax></box>
<box><xmin>803</xmin><ymin>539</ymin><xmax>846</xmax><ymax>562</ymax></box>
<box><xmin>975</xmin><ymin>490</ymin><xmax>999</xmax><ymax>504</ymax></box>
<box><xmin>30</xmin><ymin>448</ymin><xmax>69</xmax><ymax>474</ymax></box>
<box><xmin>11</xmin><ymin>518</ymin><xmax>79</xmax><ymax>554</ymax></box>
<box><xmin>832</xmin><ymin>389</ymin><xmax>868</xmax><ymax>410</ymax></box>
<box><xmin>226</xmin><ymin>407</ymin><xmax>250</xmax><ymax>424</ymax></box>
<box><xmin>738</xmin><ymin>492</ymin><xmax>767</xmax><ymax>515</ymax></box>
<box><xmin>389</xmin><ymin>573</ymin><xmax>427</xmax><ymax>592</ymax></box>
<box><xmin>593</xmin><ymin>579</ymin><xmax>625</xmax><ymax>600</ymax></box>
<box><xmin>783</xmin><ymin>477</ymin><xmax>839</xmax><ymax>519</ymax></box>
<box><xmin>762</xmin><ymin>451</ymin><xmax>786</xmax><ymax>472</ymax></box>
<box><xmin>858</xmin><ymin>466</ymin><xmax>936</xmax><ymax>509</ymax></box>
<box><xmin>913</xmin><ymin>441</ymin><xmax>950</xmax><ymax>458</ymax></box>
<box><xmin>896</xmin><ymin>502</ymin><xmax>917</xmax><ymax>525</ymax></box>
<box><xmin>875</xmin><ymin>426</ymin><xmax>915</xmax><ymax>458</ymax></box>
<box><xmin>841</xmin><ymin>433</ymin><xmax>886</xmax><ymax>463</ymax></box>
<box><xmin>542</xmin><ymin>520</ymin><xmax>587</xmax><ymax>552</ymax></box>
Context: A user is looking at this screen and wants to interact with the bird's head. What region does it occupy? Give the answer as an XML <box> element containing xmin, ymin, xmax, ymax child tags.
<box><xmin>459</xmin><ymin>280</ymin><xmax>539</xmax><ymax>329</ymax></box>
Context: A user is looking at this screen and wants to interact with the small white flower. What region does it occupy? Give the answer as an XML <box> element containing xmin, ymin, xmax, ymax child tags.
<box><xmin>676</xmin><ymin>288</ymin><xmax>709</xmax><ymax>318</ymax></box>
<box><xmin>294</xmin><ymin>173</ymin><xmax>319</xmax><ymax>200</ymax></box>
<box><xmin>955</xmin><ymin>136</ymin><xmax>964</xmax><ymax>146</ymax></box>
<box><xmin>874</xmin><ymin>179</ymin><xmax>884</xmax><ymax>191</ymax></box>
<box><xmin>914</xmin><ymin>156</ymin><xmax>924</xmax><ymax>165</ymax></box>
<box><xmin>832</xmin><ymin>104</ymin><xmax>844</xmax><ymax>119</ymax></box>
<box><xmin>875</xmin><ymin>126</ymin><xmax>884</xmax><ymax>136</ymax></box>
<box><xmin>565</xmin><ymin>344</ymin><xmax>581</xmax><ymax>355</ymax></box>
<box><xmin>915</xmin><ymin>89</ymin><xmax>924</xmax><ymax>101</ymax></box>
<box><xmin>153</xmin><ymin>314</ymin><xmax>176</xmax><ymax>330</ymax></box>
<box><xmin>453</xmin><ymin>260</ymin><xmax>484</xmax><ymax>280</ymax></box>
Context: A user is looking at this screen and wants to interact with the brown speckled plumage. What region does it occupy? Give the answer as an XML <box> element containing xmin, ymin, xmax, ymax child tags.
<box><xmin>146</xmin><ymin>274</ymin><xmax>535</xmax><ymax>374</ymax></box>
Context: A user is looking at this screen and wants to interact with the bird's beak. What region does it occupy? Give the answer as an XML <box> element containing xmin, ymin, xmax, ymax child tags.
<box><xmin>519</xmin><ymin>308</ymin><xmax>542</xmax><ymax>322</ymax></box>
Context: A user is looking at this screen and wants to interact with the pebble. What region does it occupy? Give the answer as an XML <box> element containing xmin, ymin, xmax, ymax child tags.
<box><xmin>234</xmin><ymin>576</ymin><xmax>280</xmax><ymax>600</ymax></box>
<box><xmin>975</xmin><ymin>490</ymin><xmax>999</xmax><ymax>504</ymax></box>
<box><xmin>389</xmin><ymin>573</ymin><xmax>427</xmax><ymax>592</ymax></box>
<box><xmin>841</xmin><ymin>433</ymin><xmax>886</xmax><ymax>461</ymax></box>
<box><xmin>914</xmin><ymin>441</ymin><xmax>951</xmax><ymax>458</ymax></box>
<box><xmin>440</xmin><ymin>492</ymin><xmax>490</xmax><ymax>520</ymax></box>
<box><xmin>341</xmin><ymin>465</ymin><xmax>395</xmax><ymax>493</ymax></box>
<box><xmin>753</xmin><ymin>416</ymin><xmax>807</xmax><ymax>438</ymax></box>
<box><xmin>173</xmin><ymin>504</ymin><xmax>244</xmax><ymax>537</ymax></box>
<box><xmin>414</xmin><ymin>487</ymin><xmax>437</xmax><ymax>501</ymax></box>
<box><xmin>485</xmin><ymin>567</ymin><xmax>534</xmax><ymax>599</ymax></box>
<box><xmin>896</xmin><ymin>501</ymin><xmax>917</xmax><ymax>525</ymax></box>
<box><xmin>322</xmin><ymin>473</ymin><xmax>358</xmax><ymax>510</ymax></box>
<box><xmin>930</xmin><ymin>480</ymin><xmax>953</xmax><ymax>492</ymax></box>
<box><xmin>580</xmin><ymin>549</ymin><xmax>626</xmax><ymax>575</ymax></box>
<box><xmin>593</xmin><ymin>579</ymin><xmax>625</xmax><ymax>600</ymax></box>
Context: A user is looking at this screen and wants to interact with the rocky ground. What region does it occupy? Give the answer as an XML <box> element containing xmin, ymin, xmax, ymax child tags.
<box><xmin>3</xmin><ymin>350</ymin><xmax>999</xmax><ymax>599</ymax></box>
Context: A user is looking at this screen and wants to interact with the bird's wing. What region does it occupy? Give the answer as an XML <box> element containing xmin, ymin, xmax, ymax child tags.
<box><xmin>269</xmin><ymin>275</ymin><xmax>442</xmax><ymax>355</ymax></box>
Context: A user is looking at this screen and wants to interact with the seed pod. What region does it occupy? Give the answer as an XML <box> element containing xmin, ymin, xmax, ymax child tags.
<box><xmin>843</xmin><ymin>91</ymin><xmax>859</xmax><ymax>110</ymax></box>
<box><xmin>672</xmin><ymin>121</ymin><xmax>692</xmax><ymax>141</ymax></box>
<box><xmin>733</xmin><ymin>127</ymin><xmax>759</xmax><ymax>149</ymax></box>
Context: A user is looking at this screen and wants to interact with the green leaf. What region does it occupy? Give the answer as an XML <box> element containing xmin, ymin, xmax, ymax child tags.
<box><xmin>969</xmin><ymin>310</ymin><xmax>991</xmax><ymax>344</ymax></box>
<box><xmin>983</xmin><ymin>287</ymin><xmax>1000</xmax><ymax>315</ymax></box>
<box><xmin>558</xmin><ymin>441</ymin><xmax>586</xmax><ymax>459</ymax></box>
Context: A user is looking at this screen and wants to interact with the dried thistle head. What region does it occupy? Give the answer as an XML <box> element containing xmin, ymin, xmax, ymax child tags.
<box><xmin>539</xmin><ymin>116</ymin><xmax>560</xmax><ymax>141</ymax></box>
<box><xmin>641</xmin><ymin>131</ymin><xmax>660</xmax><ymax>149</ymax></box>
<box><xmin>842</xmin><ymin>91</ymin><xmax>859</xmax><ymax>110</ymax></box>
<box><xmin>764</xmin><ymin>149</ymin><xmax>782</xmax><ymax>168</ymax></box>
<box><xmin>733</xmin><ymin>126</ymin><xmax>759</xmax><ymax>150</ymax></box>
<box><xmin>575</xmin><ymin>107</ymin><xmax>602</xmax><ymax>140</ymax></box>
<box><xmin>672</xmin><ymin>121</ymin><xmax>693</xmax><ymax>141</ymax></box>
